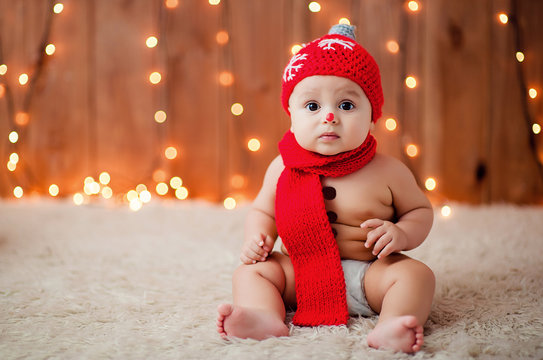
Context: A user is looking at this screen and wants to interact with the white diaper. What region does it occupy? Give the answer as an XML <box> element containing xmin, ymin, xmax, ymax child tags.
<box><xmin>341</xmin><ymin>259</ymin><xmax>376</xmax><ymax>317</ymax></box>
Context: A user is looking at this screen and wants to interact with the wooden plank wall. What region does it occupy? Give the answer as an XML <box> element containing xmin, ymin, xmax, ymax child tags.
<box><xmin>1</xmin><ymin>0</ymin><xmax>542</xmax><ymax>204</ymax></box>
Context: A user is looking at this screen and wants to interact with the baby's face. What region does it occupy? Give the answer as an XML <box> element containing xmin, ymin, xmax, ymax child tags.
<box><xmin>288</xmin><ymin>75</ymin><xmax>373</xmax><ymax>156</ymax></box>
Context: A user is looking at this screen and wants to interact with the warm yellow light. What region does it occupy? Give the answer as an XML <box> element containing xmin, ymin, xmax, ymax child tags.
<box><xmin>13</xmin><ymin>186</ymin><xmax>23</xmax><ymax>198</ymax></box>
<box><xmin>209</xmin><ymin>0</ymin><xmax>220</xmax><ymax>5</ymax></box>
<box><xmin>45</xmin><ymin>44</ymin><xmax>56</xmax><ymax>55</ymax></box>
<box><xmin>53</xmin><ymin>3</ymin><xmax>64</xmax><ymax>14</ymax></box>
<box><xmin>156</xmin><ymin>182</ymin><xmax>169</xmax><ymax>195</ymax></box>
<box><xmin>231</xmin><ymin>103</ymin><xmax>244</xmax><ymax>116</ymax></box>
<box><xmin>136</xmin><ymin>184</ymin><xmax>147</xmax><ymax>193</ymax></box>
<box><xmin>219</xmin><ymin>71</ymin><xmax>234</xmax><ymax>86</ymax></box>
<box><xmin>231</xmin><ymin>174</ymin><xmax>246</xmax><ymax>189</ymax></box>
<box><xmin>0</xmin><ymin>64</ymin><xmax>7</xmax><ymax>75</ymax></box>
<box><xmin>224</xmin><ymin>197</ymin><xmax>236</xmax><ymax>210</ymax></box>
<box><xmin>153</xmin><ymin>169</ymin><xmax>167</xmax><ymax>182</ymax></box>
<box><xmin>7</xmin><ymin>161</ymin><xmax>16</xmax><ymax>171</ymax></box>
<box><xmin>385</xmin><ymin>118</ymin><xmax>397</xmax><ymax>131</ymax></box>
<box><xmin>308</xmin><ymin>1</ymin><xmax>321</xmax><ymax>12</ymax></box>
<box><xmin>406</xmin><ymin>144</ymin><xmax>418</xmax><ymax>157</ymax></box>
<box><xmin>0</xmin><ymin>84</ymin><xmax>5</xmax><ymax>98</ymax></box>
<box><xmin>407</xmin><ymin>1</ymin><xmax>420</xmax><ymax>12</ymax></box>
<box><xmin>386</xmin><ymin>40</ymin><xmax>400</xmax><ymax>54</ymax></box>
<box><xmin>99</xmin><ymin>172</ymin><xmax>110</xmax><ymax>185</ymax></box>
<box><xmin>498</xmin><ymin>13</ymin><xmax>508</xmax><ymax>24</ymax></box>
<box><xmin>127</xmin><ymin>190</ymin><xmax>139</xmax><ymax>202</ymax></box>
<box><xmin>15</xmin><ymin>112</ymin><xmax>29</xmax><ymax>126</ymax></box>
<box><xmin>248</xmin><ymin>138</ymin><xmax>261</xmax><ymax>152</ymax></box>
<box><xmin>338</xmin><ymin>18</ymin><xmax>351</xmax><ymax>25</ymax></box>
<box><xmin>164</xmin><ymin>0</ymin><xmax>179</xmax><ymax>9</ymax></box>
<box><xmin>425</xmin><ymin>177</ymin><xmax>437</xmax><ymax>191</ymax></box>
<box><xmin>9</xmin><ymin>131</ymin><xmax>19</xmax><ymax>143</ymax></box>
<box><xmin>146</xmin><ymin>36</ymin><xmax>158</xmax><ymax>48</ymax></box>
<box><xmin>170</xmin><ymin>176</ymin><xmax>183</xmax><ymax>189</ymax></box>
<box><xmin>291</xmin><ymin>44</ymin><xmax>303</xmax><ymax>55</ymax></box>
<box><xmin>405</xmin><ymin>76</ymin><xmax>417</xmax><ymax>89</ymax></box>
<box><xmin>149</xmin><ymin>71</ymin><xmax>162</xmax><ymax>84</ymax></box>
<box><xmin>84</xmin><ymin>181</ymin><xmax>100</xmax><ymax>195</ymax></box>
<box><xmin>154</xmin><ymin>110</ymin><xmax>167</xmax><ymax>123</ymax></box>
<box><xmin>216</xmin><ymin>31</ymin><xmax>229</xmax><ymax>45</ymax></box>
<box><xmin>101</xmin><ymin>186</ymin><xmax>113</xmax><ymax>199</ymax></box>
<box><xmin>165</xmin><ymin>146</ymin><xmax>178</xmax><ymax>160</ymax></box>
<box><xmin>73</xmin><ymin>193</ymin><xmax>84</xmax><ymax>205</ymax></box>
<box><xmin>129</xmin><ymin>198</ymin><xmax>143</xmax><ymax>211</ymax></box>
<box><xmin>528</xmin><ymin>88</ymin><xmax>538</xmax><ymax>99</ymax></box>
<box><xmin>49</xmin><ymin>184</ymin><xmax>60</xmax><ymax>197</ymax></box>
<box><xmin>441</xmin><ymin>205</ymin><xmax>452</xmax><ymax>217</ymax></box>
<box><xmin>139</xmin><ymin>190</ymin><xmax>152</xmax><ymax>203</ymax></box>
<box><xmin>533</xmin><ymin>123</ymin><xmax>541</xmax><ymax>135</ymax></box>
<box><xmin>19</xmin><ymin>73</ymin><xmax>29</xmax><ymax>85</ymax></box>
<box><xmin>516</xmin><ymin>51</ymin><xmax>525</xmax><ymax>62</ymax></box>
<box><xmin>9</xmin><ymin>153</ymin><xmax>19</xmax><ymax>164</ymax></box>
<box><xmin>175</xmin><ymin>186</ymin><xmax>189</xmax><ymax>200</ymax></box>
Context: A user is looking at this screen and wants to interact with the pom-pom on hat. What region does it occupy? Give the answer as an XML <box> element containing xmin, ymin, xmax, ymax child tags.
<box><xmin>281</xmin><ymin>24</ymin><xmax>384</xmax><ymax>122</ymax></box>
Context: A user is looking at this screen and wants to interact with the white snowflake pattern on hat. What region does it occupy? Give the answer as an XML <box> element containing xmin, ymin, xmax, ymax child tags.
<box><xmin>318</xmin><ymin>38</ymin><xmax>355</xmax><ymax>51</ymax></box>
<box><xmin>283</xmin><ymin>53</ymin><xmax>308</xmax><ymax>82</ymax></box>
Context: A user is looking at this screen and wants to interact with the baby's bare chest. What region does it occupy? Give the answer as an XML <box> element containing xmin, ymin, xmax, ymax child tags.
<box><xmin>320</xmin><ymin>172</ymin><xmax>395</xmax><ymax>227</ymax></box>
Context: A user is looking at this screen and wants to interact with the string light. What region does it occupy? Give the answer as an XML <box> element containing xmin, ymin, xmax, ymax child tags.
<box><xmin>154</xmin><ymin>110</ymin><xmax>167</xmax><ymax>123</ymax></box>
<box><xmin>156</xmin><ymin>182</ymin><xmax>169</xmax><ymax>195</ymax></box>
<box><xmin>15</xmin><ymin>112</ymin><xmax>30</xmax><ymax>126</ymax></box>
<box><xmin>19</xmin><ymin>73</ymin><xmax>29</xmax><ymax>85</ymax></box>
<box><xmin>219</xmin><ymin>71</ymin><xmax>234</xmax><ymax>86</ymax></box>
<box><xmin>49</xmin><ymin>184</ymin><xmax>60</xmax><ymax>197</ymax></box>
<box><xmin>164</xmin><ymin>0</ymin><xmax>179</xmax><ymax>9</ymax></box>
<box><xmin>231</xmin><ymin>174</ymin><xmax>246</xmax><ymax>189</ymax></box>
<box><xmin>0</xmin><ymin>64</ymin><xmax>7</xmax><ymax>75</ymax></box>
<box><xmin>146</xmin><ymin>36</ymin><xmax>158</xmax><ymax>48</ymax></box>
<box><xmin>9</xmin><ymin>153</ymin><xmax>19</xmax><ymax>164</ymax></box>
<box><xmin>405</xmin><ymin>76</ymin><xmax>417</xmax><ymax>89</ymax></box>
<box><xmin>164</xmin><ymin>146</ymin><xmax>178</xmax><ymax>160</ymax></box>
<box><xmin>498</xmin><ymin>12</ymin><xmax>509</xmax><ymax>24</ymax></box>
<box><xmin>291</xmin><ymin>44</ymin><xmax>302</xmax><ymax>55</ymax></box>
<box><xmin>338</xmin><ymin>18</ymin><xmax>351</xmax><ymax>25</ymax></box>
<box><xmin>385</xmin><ymin>118</ymin><xmax>397</xmax><ymax>131</ymax></box>
<box><xmin>208</xmin><ymin>0</ymin><xmax>220</xmax><ymax>5</ymax></box>
<box><xmin>224</xmin><ymin>197</ymin><xmax>236</xmax><ymax>210</ymax></box>
<box><xmin>386</xmin><ymin>40</ymin><xmax>400</xmax><ymax>54</ymax></box>
<box><xmin>7</xmin><ymin>162</ymin><xmax>16</xmax><ymax>172</ymax></box>
<box><xmin>231</xmin><ymin>103</ymin><xmax>244</xmax><ymax>116</ymax></box>
<box><xmin>129</xmin><ymin>198</ymin><xmax>143</xmax><ymax>211</ymax></box>
<box><xmin>53</xmin><ymin>3</ymin><xmax>64</xmax><ymax>14</ymax></box>
<box><xmin>216</xmin><ymin>31</ymin><xmax>229</xmax><ymax>45</ymax></box>
<box><xmin>247</xmin><ymin>138</ymin><xmax>261</xmax><ymax>152</ymax></box>
<box><xmin>406</xmin><ymin>144</ymin><xmax>419</xmax><ymax>157</ymax></box>
<box><xmin>425</xmin><ymin>177</ymin><xmax>437</xmax><ymax>191</ymax></box>
<box><xmin>407</xmin><ymin>1</ymin><xmax>420</xmax><ymax>12</ymax></box>
<box><xmin>175</xmin><ymin>187</ymin><xmax>189</xmax><ymax>200</ymax></box>
<box><xmin>73</xmin><ymin>193</ymin><xmax>84</xmax><ymax>205</ymax></box>
<box><xmin>101</xmin><ymin>186</ymin><xmax>113</xmax><ymax>199</ymax></box>
<box><xmin>153</xmin><ymin>169</ymin><xmax>167</xmax><ymax>182</ymax></box>
<box><xmin>308</xmin><ymin>2</ymin><xmax>321</xmax><ymax>12</ymax></box>
<box><xmin>45</xmin><ymin>44</ymin><xmax>56</xmax><ymax>55</ymax></box>
<box><xmin>99</xmin><ymin>171</ymin><xmax>111</xmax><ymax>185</ymax></box>
<box><xmin>13</xmin><ymin>186</ymin><xmax>23</xmax><ymax>198</ymax></box>
<box><xmin>139</xmin><ymin>190</ymin><xmax>152</xmax><ymax>203</ymax></box>
<box><xmin>170</xmin><ymin>176</ymin><xmax>183</xmax><ymax>189</ymax></box>
<box><xmin>528</xmin><ymin>88</ymin><xmax>538</xmax><ymax>99</ymax></box>
<box><xmin>533</xmin><ymin>124</ymin><xmax>541</xmax><ymax>135</ymax></box>
<box><xmin>441</xmin><ymin>205</ymin><xmax>452</xmax><ymax>217</ymax></box>
<box><xmin>9</xmin><ymin>131</ymin><xmax>19</xmax><ymax>143</ymax></box>
<box><xmin>516</xmin><ymin>51</ymin><xmax>525</xmax><ymax>62</ymax></box>
<box><xmin>149</xmin><ymin>71</ymin><xmax>162</xmax><ymax>84</ymax></box>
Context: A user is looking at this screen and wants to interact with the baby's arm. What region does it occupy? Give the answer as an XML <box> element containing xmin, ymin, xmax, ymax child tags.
<box><xmin>240</xmin><ymin>156</ymin><xmax>284</xmax><ymax>265</ymax></box>
<box><xmin>362</xmin><ymin>156</ymin><xmax>433</xmax><ymax>259</ymax></box>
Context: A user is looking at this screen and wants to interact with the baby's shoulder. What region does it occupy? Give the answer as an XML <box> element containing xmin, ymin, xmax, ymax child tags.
<box><xmin>367</xmin><ymin>152</ymin><xmax>410</xmax><ymax>175</ymax></box>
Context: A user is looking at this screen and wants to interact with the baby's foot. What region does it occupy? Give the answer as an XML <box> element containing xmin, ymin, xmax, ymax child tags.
<box><xmin>367</xmin><ymin>315</ymin><xmax>424</xmax><ymax>353</ymax></box>
<box><xmin>216</xmin><ymin>304</ymin><xmax>289</xmax><ymax>340</ymax></box>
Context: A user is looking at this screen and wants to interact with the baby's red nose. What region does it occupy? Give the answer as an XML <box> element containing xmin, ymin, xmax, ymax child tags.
<box><xmin>325</xmin><ymin>113</ymin><xmax>335</xmax><ymax>122</ymax></box>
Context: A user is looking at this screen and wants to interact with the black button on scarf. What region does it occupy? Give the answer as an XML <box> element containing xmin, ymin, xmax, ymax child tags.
<box><xmin>322</xmin><ymin>186</ymin><xmax>336</xmax><ymax>200</ymax></box>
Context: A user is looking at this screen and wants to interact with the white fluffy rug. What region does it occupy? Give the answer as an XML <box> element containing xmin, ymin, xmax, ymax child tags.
<box><xmin>1</xmin><ymin>201</ymin><xmax>542</xmax><ymax>359</ymax></box>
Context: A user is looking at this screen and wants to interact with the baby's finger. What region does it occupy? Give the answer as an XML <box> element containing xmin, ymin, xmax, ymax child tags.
<box><xmin>365</xmin><ymin>226</ymin><xmax>386</xmax><ymax>248</ymax></box>
<box><xmin>249</xmin><ymin>241</ymin><xmax>268</xmax><ymax>259</ymax></box>
<box><xmin>240</xmin><ymin>253</ymin><xmax>257</xmax><ymax>265</ymax></box>
<box><xmin>262</xmin><ymin>235</ymin><xmax>275</xmax><ymax>252</ymax></box>
<box><xmin>361</xmin><ymin>218</ymin><xmax>384</xmax><ymax>229</ymax></box>
<box><xmin>376</xmin><ymin>241</ymin><xmax>395</xmax><ymax>259</ymax></box>
<box><xmin>372</xmin><ymin>233</ymin><xmax>393</xmax><ymax>256</ymax></box>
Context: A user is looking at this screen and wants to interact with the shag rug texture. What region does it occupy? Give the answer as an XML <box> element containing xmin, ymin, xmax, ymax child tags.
<box><xmin>1</xmin><ymin>201</ymin><xmax>542</xmax><ymax>360</ymax></box>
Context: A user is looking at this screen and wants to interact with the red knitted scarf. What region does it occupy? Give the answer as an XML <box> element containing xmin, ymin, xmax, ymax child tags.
<box><xmin>276</xmin><ymin>131</ymin><xmax>377</xmax><ymax>326</ymax></box>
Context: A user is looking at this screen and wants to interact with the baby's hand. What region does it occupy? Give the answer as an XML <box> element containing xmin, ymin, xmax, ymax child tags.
<box><xmin>240</xmin><ymin>233</ymin><xmax>274</xmax><ymax>265</ymax></box>
<box><xmin>361</xmin><ymin>219</ymin><xmax>408</xmax><ymax>259</ymax></box>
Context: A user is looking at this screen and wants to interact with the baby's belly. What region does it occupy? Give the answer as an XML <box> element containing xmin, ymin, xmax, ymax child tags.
<box><xmin>280</xmin><ymin>223</ymin><xmax>377</xmax><ymax>261</ymax></box>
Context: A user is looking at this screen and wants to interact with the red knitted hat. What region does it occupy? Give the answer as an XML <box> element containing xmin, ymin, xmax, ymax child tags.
<box><xmin>281</xmin><ymin>24</ymin><xmax>383</xmax><ymax>122</ymax></box>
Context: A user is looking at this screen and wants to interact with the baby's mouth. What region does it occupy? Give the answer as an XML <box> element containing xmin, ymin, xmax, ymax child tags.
<box><xmin>319</xmin><ymin>132</ymin><xmax>340</xmax><ymax>141</ymax></box>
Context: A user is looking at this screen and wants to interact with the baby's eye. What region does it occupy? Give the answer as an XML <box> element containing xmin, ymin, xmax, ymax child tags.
<box><xmin>339</xmin><ymin>101</ymin><xmax>355</xmax><ymax>111</ymax></box>
<box><xmin>305</xmin><ymin>102</ymin><xmax>320</xmax><ymax>111</ymax></box>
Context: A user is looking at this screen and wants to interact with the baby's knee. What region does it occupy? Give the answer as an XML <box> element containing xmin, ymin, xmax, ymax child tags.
<box><xmin>233</xmin><ymin>257</ymin><xmax>285</xmax><ymax>285</ymax></box>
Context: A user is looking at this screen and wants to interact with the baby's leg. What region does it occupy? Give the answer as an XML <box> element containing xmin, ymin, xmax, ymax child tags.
<box><xmin>364</xmin><ymin>254</ymin><xmax>435</xmax><ymax>353</ymax></box>
<box><xmin>217</xmin><ymin>252</ymin><xmax>295</xmax><ymax>340</ymax></box>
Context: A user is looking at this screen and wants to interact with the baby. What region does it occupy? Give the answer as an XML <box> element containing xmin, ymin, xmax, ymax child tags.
<box><xmin>216</xmin><ymin>24</ymin><xmax>435</xmax><ymax>353</ymax></box>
